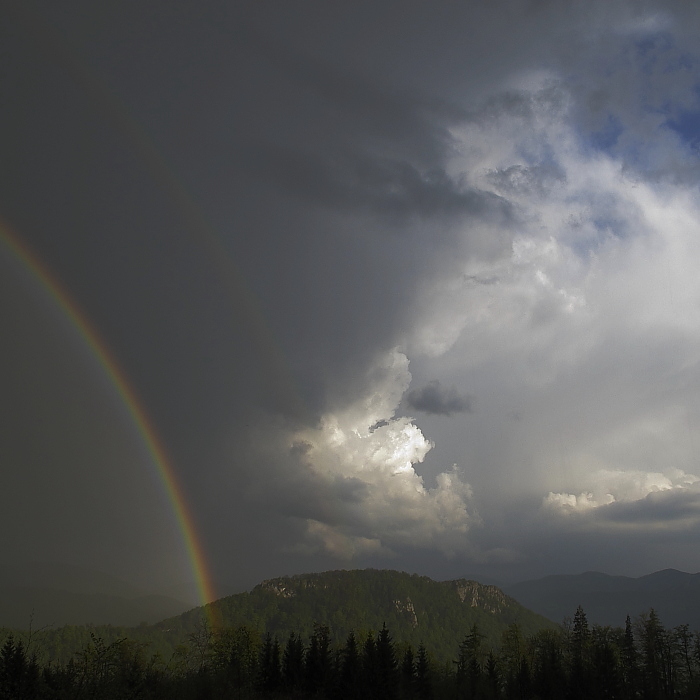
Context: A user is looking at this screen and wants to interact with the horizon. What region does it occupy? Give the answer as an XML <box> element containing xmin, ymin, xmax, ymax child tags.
<box><xmin>5</xmin><ymin>560</ymin><xmax>699</xmax><ymax>606</ymax></box>
<box><xmin>4</xmin><ymin>1</ymin><xmax>700</xmax><ymax>603</ymax></box>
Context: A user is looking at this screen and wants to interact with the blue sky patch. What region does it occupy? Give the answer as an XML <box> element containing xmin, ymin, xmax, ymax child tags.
<box><xmin>666</xmin><ymin>109</ymin><xmax>700</xmax><ymax>150</ymax></box>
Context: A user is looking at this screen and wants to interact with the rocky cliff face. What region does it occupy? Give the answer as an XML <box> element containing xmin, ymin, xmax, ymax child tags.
<box><xmin>393</xmin><ymin>597</ymin><xmax>418</xmax><ymax>627</ymax></box>
<box><xmin>257</xmin><ymin>570</ymin><xmax>521</xmax><ymax>620</ymax></box>
<box><xmin>450</xmin><ymin>579</ymin><xmax>511</xmax><ymax>614</ymax></box>
<box><xmin>259</xmin><ymin>579</ymin><xmax>297</xmax><ymax>598</ymax></box>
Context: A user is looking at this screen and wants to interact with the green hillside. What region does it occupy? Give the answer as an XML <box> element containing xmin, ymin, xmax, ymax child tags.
<box><xmin>13</xmin><ymin>569</ymin><xmax>555</xmax><ymax>666</ymax></box>
<box><xmin>158</xmin><ymin>569</ymin><xmax>556</xmax><ymax>663</ymax></box>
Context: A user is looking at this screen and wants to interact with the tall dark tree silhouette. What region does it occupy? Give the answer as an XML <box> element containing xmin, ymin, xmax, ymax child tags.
<box><xmin>415</xmin><ymin>643</ymin><xmax>432</xmax><ymax>700</ymax></box>
<box><xmin>341</xmin><ymin>631</ymin><xmax>362</xmax><ymax>700</ymax></box>
<box><xmin>257</xmin><ymin>633</ymin><xmax>281</xmax><ymax>694</ymax></box>
<box><xmin>401</xmin><ymin>644</ymin><xmax>416</xmax><ymax>700</ymax></box>
<box><xmin>532</xmin><ymin>629</ymin><xmax>565</xmax><ymax>700</ymax></box>
<box><xmin>639</xmin><ymin>609</ymin><xmax>664</xmax><ymax>700</ymax></box>
<box><xmin>282</xmin><ymin>631</ymin><xmax>305</xmax><ymax>694</ymax></box>
<box><xmin>362</xmin><ymin>631</ymin><xmax>378</xmax><ymax>699</ymax></box>
<box><xmin>619</xmin><ymin>614</ymin><xmax>639</xmax><ymax>700</ymax></box>
<box><xmin>305</xmin><ymin>624</ymin><xmax>332</xmax><ymax>696</ymax></box>
<box><xmin>376</xmin><ymin>624</ymin><xmax>398</xmax><ymax>700</ymax></box>
<box><xmin>569</xmin><ymin>605</ymin><xmax>592</xmax><ymax>699</ymax></box>
<box><xmin>456</xmin><ymin>624</ymin><xmax>485</xmax><ymax>699</ymax></box>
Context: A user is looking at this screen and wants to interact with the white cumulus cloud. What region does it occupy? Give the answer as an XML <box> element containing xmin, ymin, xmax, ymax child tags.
<box><xmin>249</xmin><ymin>349</ymin><xmax>480</xmax><ymax>558</ymax></box>
<box><xmin>544</xmin><ymin>468</ymin><xmax>700</xmax><ymax>515</ymax></box>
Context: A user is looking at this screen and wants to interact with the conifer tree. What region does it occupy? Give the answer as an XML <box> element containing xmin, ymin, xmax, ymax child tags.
<box><xmin>569</xmin><ymin>605</ymin><xmax>591</xmax><ymax>699</ymax></box>
<box><xmin>0</xmin><ymin>635</ymin><xmax>27</xmax><ymax>700</ymax></box>
<box><xmin>501</xmin><ymin>623</ymin><xmax>528</xmax><ymax>700</ymax></box>
<box><xmin>590</xmin><ymin>626</ymin><xmax>622</xmax><ymax>700</ymax></box>
<box><xmin>376</xmin><ymin>624</ymin><xmax>398</xmax><ymax>700</ymax></box>
<box><xmin>282</xmin><ymin>631</ymin><xmax>305</xmax><ymax>694</ymax></box>
<box><xmin>415</xmin><ymin>643</ymin><xmax>433</xmax><ymax>700</ymax></box>
<box><xmin>621</xmin><ymin>614</ymin><xmax>638</xmax><ymax>700</ymax></box>
<box><xmin>676</xmin><ymin>623</ymin><xmax>694</xmax><ymax>686</ymax></box>
<box><xmin>639</xmin><ymin>609</ymin><xmax>664</xmax><ymax>699</ymax></box>
<box><xmin>257</xmin><ymin>633</ymin><xmax>281</xmax><ymax>694</ymax></box>
<box><xmin>532</xmin><ymin>629</ymin><xmax>565</xmax><ymax>700</ymax></box>
<box><xmin>341</xmin><ymin>631</ymin><xmax>362</xmax><ymax>700</ymax></box>
<box><xmin>305</xmin><ymin>624</ymin><xmax>332</xmax><ymax>696</ymax></box>
<box><xmin>401</xmin><ymin>645</ymin><xmax>416</xmax><ymax>700</ymax></box>
<box><xmin>484</xmin><ymin>650</ymin><xmax>501</xmax><ymax>700</ymax></box>
<box><xmin>362</xmin><ymin>631</ymin><xmax>378</xmax><ymax>699</ymax></box>
<box><xmin>457</xmin><ymin>624</ymin><xmax>485</xmax><ymax>699</ymax></box>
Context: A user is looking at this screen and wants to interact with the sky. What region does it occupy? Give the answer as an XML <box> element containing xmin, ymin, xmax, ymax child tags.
<box><xmin>4</xmin><ymin>0</ymin><xmax>700</xmax><ymax>601</ymax></box>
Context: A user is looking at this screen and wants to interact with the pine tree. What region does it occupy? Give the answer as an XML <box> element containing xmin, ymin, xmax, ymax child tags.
<box><xmin>257</xmin><ymin>633</ymin><xmax>281</xmax><ymax>694</ymax></box>
<box><xmin>457</xmin><ymin>624</ymin><xmax>485</xmax><ymax>699</ymax></box>
<box><xmin>401</xmin><ymin>645</ymin><xmax>416</xmax><ymax>700</ymax></box>
<box><xmin>501</xmin><ymin>623</ymin><xmax>528</xmax><ymax>700</ymax></box>
<box><xmin>675</xmin><ymin>624</ymin><xmax>694</xmax><ymax>692</ymax></box>
<box><xmin>590</xmin><ymin>626</ymin><xmax>622</xmax><ymax>700</ymax></box>
<box><xmin>484</xmin><ymin>651</ymin><xmax>501</xmax><ymax>700</ymax></box>
<box><xmin>0</xmin><ymin>635</ymin><xmax>27</xmax><ymax>700</ymax></box>
<box><xmin>621</xmin><ymin>615</ymin><xmax>638</xmax><ymax>700</ymax></box>
<box><xmin>305</xmin><ymin>624</ymin><xmax>332</xmax><ymax>696</ymax></box>
<box><xmin>639</xmin><ymin>609</ymin><xmax>664</xmax><ymax>700</ymax></box>
<box><xmin>362</xmin><ymin>631</ymin><xmax>378</xmax><ymax>699</ymax></box>
<box><xmin>282</xmin><ymin>631</ymin><xmax>305</xmax><ymax>693</ymax></box>
<box><xmin>341</xmin><ymin>631</ymin><xmax>362</xmax><ymax>700</ymax></box>
<box><xmin>415</xmin><ymin>643</ymin><xmax>432</xmax><ymax>700</ymax></box>
<box><xmin>532</xmin><ymin>629</ymin><xmax>565</xmax><ymax>700</ymax></box>
<box><xmin>376</xmin><ymin>624</ymin><xmax>398</xmax><ymax>700</ymax></box>
<box><xmin>569</xmin><ymin>605</ymin><xmax>591</xmax><ymax>699</ymax></box>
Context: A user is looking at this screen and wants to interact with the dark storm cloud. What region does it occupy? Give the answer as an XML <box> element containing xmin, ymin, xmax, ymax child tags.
<box><xmin>600</xmin><ymin>489</ymin><xmax>700</xmax><ymax>526</ymax></box>
<box><xmin>240</xmin><ymin>143</ymin><xmax>507</xmax><ymax>219</ymax></box>
<box><xmin>406</xmin><ymin>380</ymin><xmax>473</xmax><ymax>416</ymax></box>
<box><xmin>6</xmin><ymin>0</ymin><xmax>700</xmax><ymax>597</ymax></box>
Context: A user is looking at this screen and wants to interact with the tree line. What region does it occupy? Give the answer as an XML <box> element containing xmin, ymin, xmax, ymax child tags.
<box><xmin>2</xmin><ymin>606</ymin><xmax>700</xmax><ymax>699</ymax></box>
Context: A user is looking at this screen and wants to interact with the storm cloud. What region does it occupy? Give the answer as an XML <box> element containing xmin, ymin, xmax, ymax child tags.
<box><xmin>4</xmin><ymin>0</ymin><xmax>700</xmax><ymax>597</ymax></box>
<box><xmin>406</xmin><ymin>381</ymin><xmax>473</xmax><ymax>416</ymax></box>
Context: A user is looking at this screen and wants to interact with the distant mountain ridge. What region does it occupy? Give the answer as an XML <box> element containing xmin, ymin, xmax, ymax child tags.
<box><xmin>504</xmin><ymin>568</ymin><xmax>700</xmax><ymax>628</ymax></box>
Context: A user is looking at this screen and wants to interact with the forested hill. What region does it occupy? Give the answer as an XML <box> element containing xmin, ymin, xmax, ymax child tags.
<box><xmin>5</xmin><ymin>569</ymin><xmax>555</xmax><ymax>666</ymax></box>
<box><xmin>159</xmin><ymin>569</ymin><xmax>555</xmax><ymax>663</ymax></box>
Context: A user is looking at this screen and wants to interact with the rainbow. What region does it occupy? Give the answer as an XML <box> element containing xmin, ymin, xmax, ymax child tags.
<box><xmin>0</xmin><ymin>220</ymin><xmax>219</xmax><ymax>620</ymax></box>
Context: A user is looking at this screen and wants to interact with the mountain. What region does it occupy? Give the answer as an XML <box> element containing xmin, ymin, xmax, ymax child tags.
<box><xmin>158</xmin><ymin>568</ymin><xmax>556</xmax><ymax>663</ymax></box>
<box><xmin>504</xmin><ymin>569</ymin><xmax>700</xmax><ymax>628</ymax></box>
<box><xmin>24</xmin><ymin>568</ymin><xmax>555</xmax><ymax>665</ymax></box>
<box><xmin>0</xmin><ymin>562</ymin><xmax>193</xmax><ymax>627</ymax></box>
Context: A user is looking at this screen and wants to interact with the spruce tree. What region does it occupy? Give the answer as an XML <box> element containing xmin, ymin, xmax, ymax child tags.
<box><xmin>569</xmin><ymin>605</ymin><xmax>591</xmax><ymax>699</ymax></box>
<box><xmin>457</xmin><ymin>624</ymin><xmax>485</xmax><ymax>699</ymax></box>
<box><xmin>416</xmin><ymin>643</ymin><xmax>432</xmax><ymax>700</ymax></box>
<box><xmin>401</xmin><ymin>645</ymin><xmax>416</xmax><ymax>700</ymax></box>
<box><xmin>621</xmin><ymin>615</ymin><xmax>638</xmax><ymax>700</ymax></box>
<box><xmin>362</xmin><ymin>631</ymin><xmax>378</xmax><ymax>699</ymax></box>
<box><xmin>485</xmin><ymin>650</ymin><xmax>501</xmax><ymax>700</ymax></box>
<box><xmin>282</xmin><ymin>631</ymin><xmax>305</xmax><ymax>694</ymax></box>
<box><xmin>341</xmin><ymin>631</ymin><xmax>362</xmax><ymax>700</ymax></box>
<box><xmin>257</xmin><ymin>633</ymin><xmax>281</xmax><ymax>694</ymax></box>
<box><xmin>640</xmin><ymin>609</ymin><xmax>664</xmax><ymax>700</ymax></box>
<box><xmin>376</xmin><ymin>624</ymin><xmax>398</xmax><ymax>700</ymax></box>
